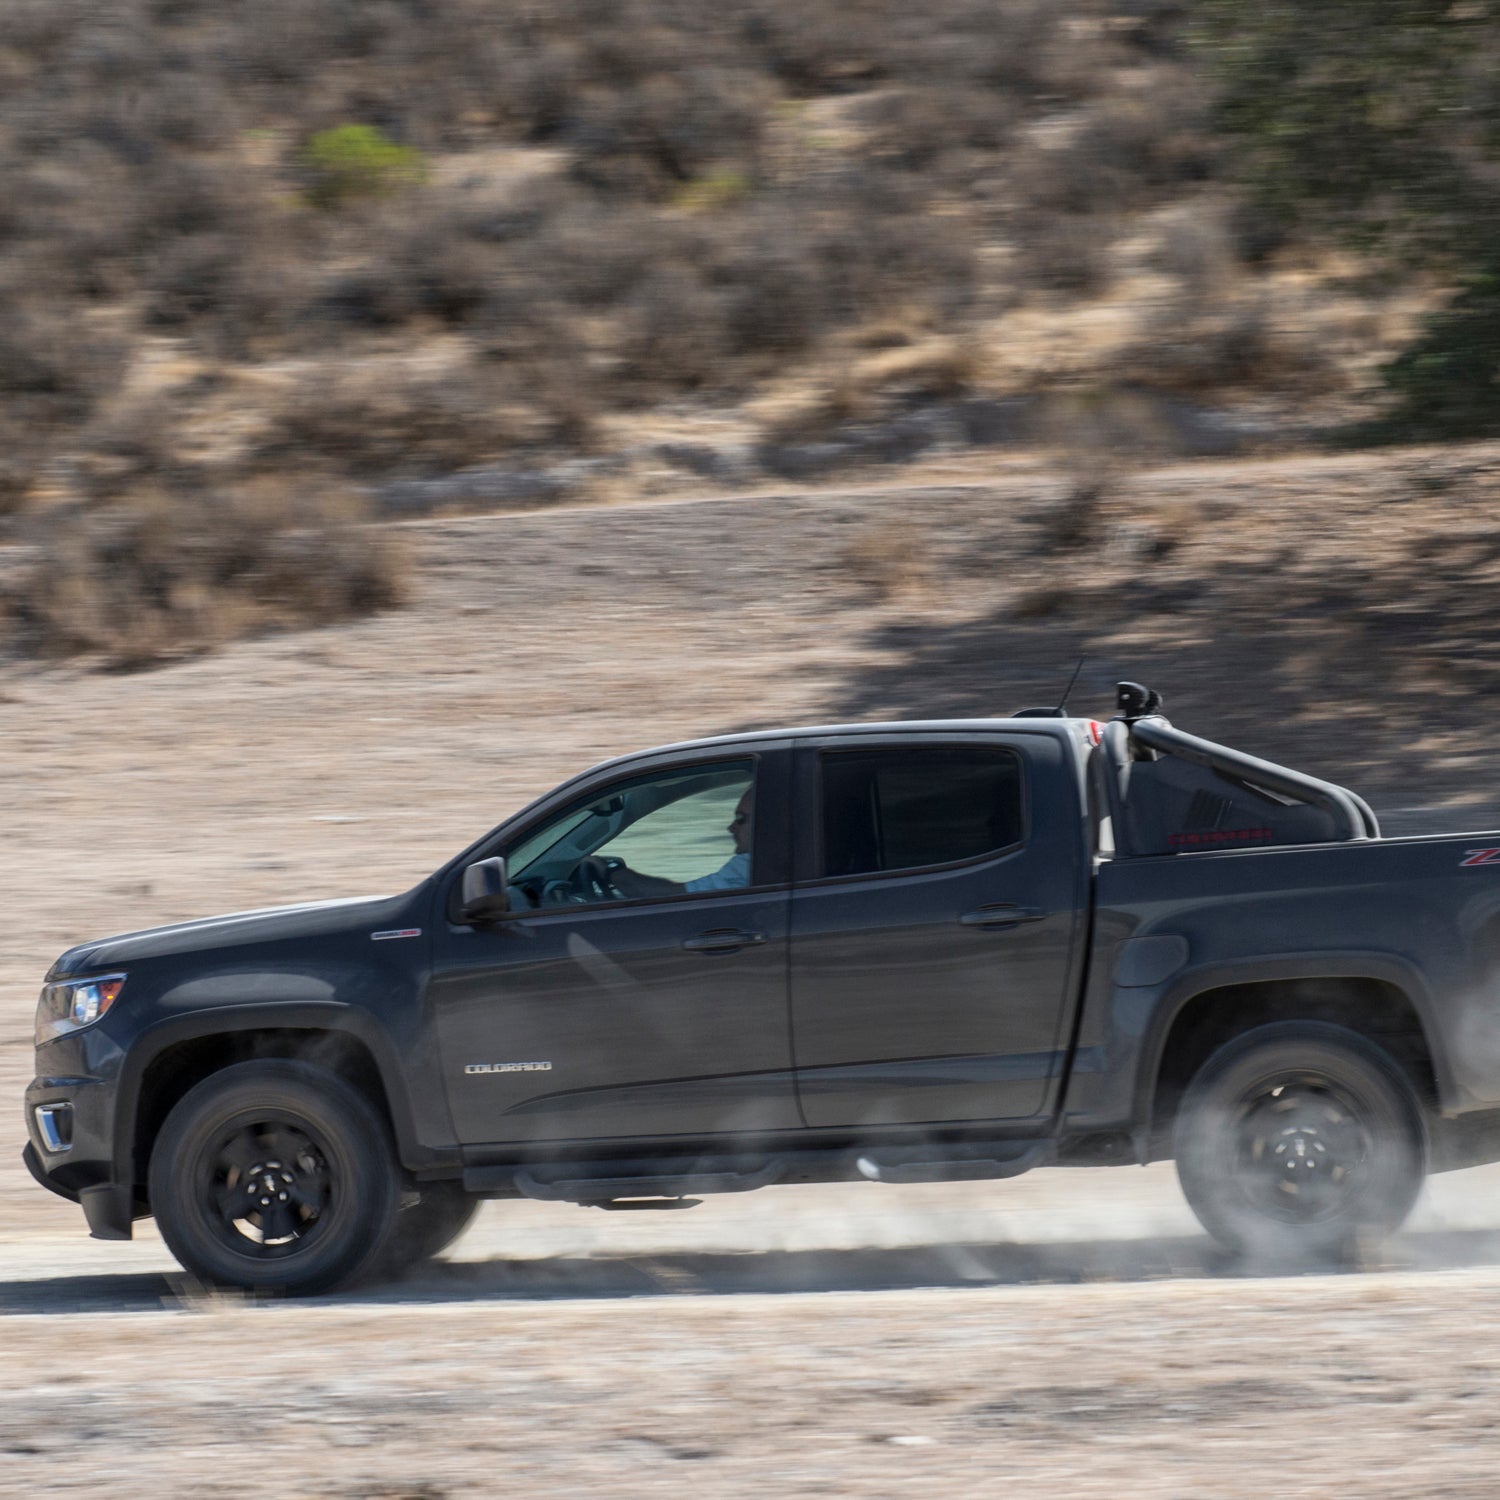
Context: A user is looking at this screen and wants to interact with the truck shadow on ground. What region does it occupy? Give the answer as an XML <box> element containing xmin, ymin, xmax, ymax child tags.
<box><xmin>9</xmin><ymin>1227</ymin><xmax>1500</xmax><ymax>1315</ymax></box>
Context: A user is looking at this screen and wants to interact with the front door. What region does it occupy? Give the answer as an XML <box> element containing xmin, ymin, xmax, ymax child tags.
<box><xmin>429</xmin><ymin>747</ymin><xmax>798</xmax><ymax>1145</ymax></box>
<box><xmin>789</xmin><ymin>733</ymin><xmax>1088</xmax><ymax>1129</ymax></box>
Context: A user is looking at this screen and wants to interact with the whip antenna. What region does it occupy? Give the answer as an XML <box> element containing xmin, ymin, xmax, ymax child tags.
<box><xmin>1056</xmin><ymin>655</ymin><xmax>1086</xmax><ymax>716</ymax></box>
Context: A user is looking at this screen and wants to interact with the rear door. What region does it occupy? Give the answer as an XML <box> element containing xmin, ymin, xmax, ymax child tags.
<box><xmin>788</xmin><ymin>731</ymin><xmax>1088</xmax><ymax>1129</ymax></box>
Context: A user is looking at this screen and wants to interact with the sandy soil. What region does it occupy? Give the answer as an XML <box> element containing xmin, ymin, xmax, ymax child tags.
<box><xmin>8</xmin><ymin>455</ymin><xmax>1500</xmax><ymax>1495</ymax></box>
<box><xmin>10</xmin><ymin>1163</ymin><xmax>1500</xmax><ymax>1498</ymax></box>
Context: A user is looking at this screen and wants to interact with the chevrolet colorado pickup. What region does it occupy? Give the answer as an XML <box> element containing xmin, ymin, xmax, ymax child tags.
<box><xmin>24</xmin><ymin>683</ymin><xmax>1500</xmax><ymax>1293</ymax></box>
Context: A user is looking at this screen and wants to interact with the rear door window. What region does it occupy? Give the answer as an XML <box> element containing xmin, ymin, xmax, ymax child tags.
<box><xmin>818</xmin><ymin>746</ymin><xmax>1024</xmax><ymax>879</ymax></box>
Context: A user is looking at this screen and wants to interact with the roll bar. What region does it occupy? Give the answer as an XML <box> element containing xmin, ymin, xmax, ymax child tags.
<box><xmin>1127</xmin><ymin>716</ymin><xmax>1379</xmax><ymax>841</ymax></box>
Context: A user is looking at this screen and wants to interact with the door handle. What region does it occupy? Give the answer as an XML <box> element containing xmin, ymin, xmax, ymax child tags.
<box><xmin>959</xmin><ymin>905</ymin><xmax>1044</xmax><ymax>929</ymax></box>
<box><xmin>682</xmin><ymin>929</ymin><xmax>767</xmax><ymax>953</ymax></box>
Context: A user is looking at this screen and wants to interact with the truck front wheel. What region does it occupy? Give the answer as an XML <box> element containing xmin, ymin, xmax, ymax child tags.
<box><xmin>380</xmin><ymin>1181</ymin><xmax>481</xmax><ymax>1277</ymax></box>
<box><xmin>1174</xmin><ymin>1021</ymin><xmax>1425</xmax><ymax>1262</ymax></box>
<box><xmin>148</xmin><ymin>1059</ymin><xmax>399</xmax><ymax>1295</ymax></box>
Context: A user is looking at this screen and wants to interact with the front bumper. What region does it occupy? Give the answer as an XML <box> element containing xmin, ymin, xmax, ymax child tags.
<box><xmin>24</xmin><ymin>1067</ymin><xmax>136</xmax><ymax>1240</ymax></box>
<box><xmin>23</xmin><ymin>1142</ymin><xmax>133</xmax><ymax>1238</ymax></box>
<box><xmin>22</xmin><ymin>1139</ymin><xmax>77</xmax><ymax>1201</ymax></box>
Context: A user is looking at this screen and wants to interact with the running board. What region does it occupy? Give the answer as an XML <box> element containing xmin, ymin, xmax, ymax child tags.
<box><xmin>589</xmin><ymin>1197</ymin><xmax>702</xmax><ymax>1211</ymax></box>
<box><xmin>461</xmin><ymin>1140</ymin><xmax>1053</xmax><ymax>1200</ymax></box>
<box><xmin>505</xmin><ymin>1158</ymin><xmax>785</xmax><ymax>1204</ymax></box>
<box><xmin>855</xmin><ymin>1141</ymin><xmax>1052</xmax><ymax>1184</ymax></box>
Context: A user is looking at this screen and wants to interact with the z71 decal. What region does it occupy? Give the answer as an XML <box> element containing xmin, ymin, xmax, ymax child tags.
<box><xmin>1460</xmin><ymin>849</ymin><xmax>1500</xmax><ymax>867</ymax></box>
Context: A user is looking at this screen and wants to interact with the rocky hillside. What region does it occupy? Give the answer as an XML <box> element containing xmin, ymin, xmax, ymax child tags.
<box><xmin>0</xmin><ymin>1</ymin><xmax>1445</xmax><ymax>663</ymax></box>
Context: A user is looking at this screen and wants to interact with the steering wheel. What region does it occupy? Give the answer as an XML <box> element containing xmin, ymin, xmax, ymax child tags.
<box><xmin>568</xmin><ymin>856</ymin><xmax>621</xmax><ymax>902</ymax></box>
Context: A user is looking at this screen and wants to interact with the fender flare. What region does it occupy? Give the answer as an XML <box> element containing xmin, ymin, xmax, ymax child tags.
<box><xmin>116</xmin><ymin>1001</ymin><xmax>458</xmax><ymax>1188</ymax></box>
<box><xmin>1133</xmin><ymin>951</ymin><xmax>1457</xmax><ymax>1128</ymax></box>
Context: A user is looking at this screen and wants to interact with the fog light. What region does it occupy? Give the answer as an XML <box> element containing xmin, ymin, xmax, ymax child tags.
<box><xmin>34</xmin><ymin>1103</ymin><xmax>72</xmax><ymax>1153</ymax></box>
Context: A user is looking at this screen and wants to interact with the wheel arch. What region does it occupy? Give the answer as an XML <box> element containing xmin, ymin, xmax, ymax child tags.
<box><xmin>121</xmin><ymin>1005</ymin><xmax>455</xmax><ymax>1204</ymax></box>
<box><xmin>1145</xmin><ymin>965</ymin><xmax>1446</xmax><ymax>1160</ymax></box>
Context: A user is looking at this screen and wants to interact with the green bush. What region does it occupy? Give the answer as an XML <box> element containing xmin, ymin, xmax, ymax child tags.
<box><xmin>1366</xmin><ymin>264</ymin><xmax>1500</xmax><ymax>442</ymax></box>
<box><xmin>1199</xmin><ymin>1</ymin><xmax>1500</xmax><ymax>439</ymax></box>
<box><xmin>670</xmin><ymin>170</ymin><xmax>753</xmax><ymax>215</ymax></box>
<box><xmin>302</xmin><ymin>125</ymin><xmax>424</xmax><ymax>209</ymax></box>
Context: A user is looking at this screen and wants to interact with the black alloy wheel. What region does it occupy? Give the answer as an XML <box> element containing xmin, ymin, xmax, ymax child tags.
<box><xmin>1229</xmin><ymin>1073</ymin><xmax>1375</xmax><ymax>1225</ymax></box>
<box><xmin>149</xmin><ymin>1059</ymin><xmax>399</xmax><ymax>1295</ymax></box>
<box><xmin>1174</xmin><ymin>1021</ymin><xmax>1425</xmax><ymax>1263</ymax></box>
<box><xmin>203</xmin><ymin>1119</ymin><xmax>334</xmax><ymax>1257</ymax></box>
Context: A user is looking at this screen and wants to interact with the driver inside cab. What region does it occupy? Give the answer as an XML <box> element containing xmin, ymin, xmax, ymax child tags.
<box><xmin>584</xmin><ymin>788</ymin><xmax>752</xmax><ymax>898</ymax></box>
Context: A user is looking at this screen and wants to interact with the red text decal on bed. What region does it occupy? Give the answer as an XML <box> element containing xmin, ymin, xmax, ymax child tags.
<box><xmin>1167</xmin><ymin>829</ymin><xmax>1273</xmax><ymax>848</ymax></box>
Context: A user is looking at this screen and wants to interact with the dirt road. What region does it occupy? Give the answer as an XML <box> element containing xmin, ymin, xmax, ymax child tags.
<box><xmin>8</xmin><ymin>462</ymin><xmax>1500</xmax><ymax>1495</ymax></box>
<box><xmin>10</xmin><ymin>1167</ymin><xmax>1500</xmax><ymax>1498</ymax></box>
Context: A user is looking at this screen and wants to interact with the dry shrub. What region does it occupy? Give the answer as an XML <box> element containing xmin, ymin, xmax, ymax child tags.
<box><xmin>314</xmin><ymin>199</ymin><xmax>508</xmax><ymax>331</ymax></box>
<box><xmin>1069</xmin><ymin>83</ymin><xmax>1215</xmax><ymax>205</ymax></box>
<box><xmin>616</xmin><ymin>269</ymin><xmax>731</xmax><ymax>390</ymax></box>
<box><xmin>1010</xmin><ymin>585</ymin><xmax>1072</xmax><ymax>620</ymax></box>
<box><xmin>6</xmin><ymin>484</ymin><xmax>407</xmax><ymax>668</ymax></box>
<box><xmin>1007</xmin><ymin>72</ymin><xmax>1214</xmax><ymax>297</ymax></box>
<box><xmin>292</xmin><ymin>170</ymin><xmax>978</xmax><ymax>405</ymax></box>
<box><xmin>1013</xmin><ymin>79</ymin><xmax>1213</xmax><ymax>222</ymax></box>
<box><xmin>762</xmin><ymin>337</ymin><xmax>981</xmax><ymax>446</ymax></box>
<box><xmin>72</xmin><ymin>396</ymin><xmax>182</xmax><ymax>503</ymax></box>
<box><xmin>1044</xmin><ymin>475</ymin><xmax>1112</xmax><ymax>553</ymax></box>
<box><xmin>838</xmin><ymin>519</ymin><xmax>932</xmax><ymax>601</ymax></box>
<box><xmin>0</xmin><ymin>426</ymin><xmax>40</xmax><ymax>517</ymax></box>
<box><xmin>1034</xmin><ymin>388</ymin><xmax>1178</xmax><ymax>462</ymax></box>
<box><xmin>850</xmin><ymin>337</ymin><xmax>983</xmax><ymax>399</ymax></box>
<box><xmin>0</xmin><ymin>300</ymin><xmax>126</xmax><ymax>431</ymax></box>
<box><xmin>564</xmin><ymin>62</ymin><xmax>771</xmax><ymax>197</ymax></box>
<box><xmin>1120</xmin><ymin>293</ymin><xmax>1338</xmax><ymax>396</ymax></box>
<box><xmin>1150</xmin><ymin>206</ymin><xmax>1240</xmax><ymax>306</ymax></box>
<box><xmin>856</xmin><ymin>86</ymin><xmax>1018</xmax><ymax>175</ymax></box>
<box><xmin>258</xmin><ymin>364</ymin><xmax>550</xmax><ymax>479</ymax></box>
<box><xmin>749</xmin><ymin>0</ymin><xmax>1088</xmax><ymax>98</ymax></box>
<box><xmin>760</xmin><ymin>376</ymin><xmax>879</xmax><ymax>445</ymax></box>
<box><xmin>1011</xmin><ymin>212</ymin><xmax>1116</xmax><ymax>296</ymax></box>
<box><xmin>143</xmin><ymin>224</ymin><xmax>316</xmax><ymax>356</ymax></box>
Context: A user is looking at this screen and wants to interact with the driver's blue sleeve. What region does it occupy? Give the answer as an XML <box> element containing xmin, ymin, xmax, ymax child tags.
<box><xmin>683</xmin><ymin>852</ymin><xmax>752</xmax><ymax>893</ymax></box>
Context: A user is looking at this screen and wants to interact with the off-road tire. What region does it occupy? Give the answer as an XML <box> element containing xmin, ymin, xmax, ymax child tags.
<box><xmin>379</xmin><ymin>1181</ymin><xmax>481</xmax><ymax>1278</ymax></box>
<box><xmin>1174</xmin><ymin>1021</ymin><xmax>1425</xmax><ymax>1263</ymax></box>
<box><xmin>148</xmin><ymin>1059</ymin><xmax>399</xmax><ymax>1296</ymax></box>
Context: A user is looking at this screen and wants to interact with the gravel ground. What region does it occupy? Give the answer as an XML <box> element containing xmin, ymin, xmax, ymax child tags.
<box><xmin>8</xmin><ymin>459</ymin><xmax>1500</xmax><ymax>1496</ymax></box>
<box><xmin>9</xmin><ymin>1164</ymin><xmax>1500</xmax><ymax>1498</ymax></box>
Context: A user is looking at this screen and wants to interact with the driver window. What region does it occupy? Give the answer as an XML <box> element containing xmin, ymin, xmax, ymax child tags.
<box><xmin>508</xmin><ymin>759</ymin><xmax>756</xmax><ymax>909</ymax></box>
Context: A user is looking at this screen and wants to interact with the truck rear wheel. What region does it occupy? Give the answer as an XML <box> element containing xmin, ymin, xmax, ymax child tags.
<box><xmin>148</xmin><ymin>1059</ymin><xmax>399</xmax><ymax>1296</ymax></box>
<box><xmin>1174</xmin><ymin>1021</ymin><xmax>1425</xmax><ymax>1262</ymax></box>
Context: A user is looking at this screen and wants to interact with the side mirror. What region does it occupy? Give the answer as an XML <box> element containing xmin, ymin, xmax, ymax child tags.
<box><xmin>461</xmin><ymin>856</ymin><xmax>511</xmax><ymax>924</ymax></box>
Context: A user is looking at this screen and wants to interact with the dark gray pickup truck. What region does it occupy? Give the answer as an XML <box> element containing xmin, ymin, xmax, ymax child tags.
<box><xmin>24</xmin><ymin>683</ymin><xmax>1500</xmax><ymax>1292</ymax></box>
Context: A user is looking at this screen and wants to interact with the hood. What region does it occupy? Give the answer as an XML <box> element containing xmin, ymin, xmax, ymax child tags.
<box><xmin>47</xmin><ymin>890</ymin><xmax>419</xmax><ymax>978</ymax></box>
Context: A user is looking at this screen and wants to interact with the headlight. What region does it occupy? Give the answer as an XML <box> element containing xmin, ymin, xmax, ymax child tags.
<box><xmin>34</xmin><ymin>973</ymin><xmax>126</xmax><ymax>1046</ymax></box>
